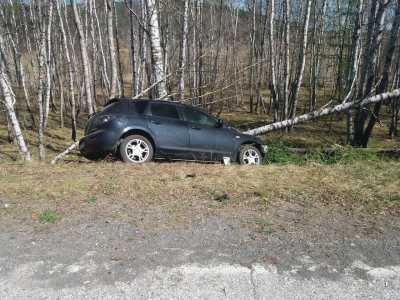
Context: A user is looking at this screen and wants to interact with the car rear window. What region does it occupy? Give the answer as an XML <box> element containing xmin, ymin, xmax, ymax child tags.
<box><xmin>151</xmin><ymin>103</ymin><xmax>180</xmax><ymax>119</ymax></box>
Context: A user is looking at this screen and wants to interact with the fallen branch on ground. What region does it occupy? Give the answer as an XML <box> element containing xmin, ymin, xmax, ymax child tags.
<box><xmin>51</xmin><ymin>141</ymin><xmax>79</xmax><ymax>165</ymax></box>
<box><xmin>244</xmin><ymin>89</ymin><xmax>400</xmax><ymax>136</ymax></box>
<box><xmin>377</xmin><ymin>148</ymin><xmax>400</xmax><ymax>158</ymax></box>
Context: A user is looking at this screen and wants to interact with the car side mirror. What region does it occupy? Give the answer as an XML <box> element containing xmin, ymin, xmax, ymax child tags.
<box><xmin>216</xmin><ymin>118</ymin><xmax>224</xmax><ymax>128</ymax></box>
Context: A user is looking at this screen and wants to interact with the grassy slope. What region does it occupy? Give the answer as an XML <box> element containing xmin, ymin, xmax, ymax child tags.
<box><xmin>1</xmin><ymin>160</ymin><xmax>399</xmax><ymax>231</ymax></box>
<box><xmin>1</xmin><ymin>104</ymin><xmax>399</xmax><ymax>229</ymax></box>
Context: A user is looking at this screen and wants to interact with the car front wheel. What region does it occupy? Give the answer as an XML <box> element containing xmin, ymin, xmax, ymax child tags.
<box><xmin>120</xmin><ymin>135</ymin><xmax>154</xmax><ymax>164</ymax></box>
<box><xmin>239</xmin><ymin>145</ymin><xmax>262</xmax><ymax>165</ymax></box>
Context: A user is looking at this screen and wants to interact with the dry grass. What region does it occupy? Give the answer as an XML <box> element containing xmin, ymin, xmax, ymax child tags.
<box><xmin>1</xmin><ymin>160</ymin><xmax>399</xmax><ymax>232</ymax></box>
<box><xmin>1</xmin><ymin>96</ymin><xmax>399</xmax><ymax>234</ymax></box>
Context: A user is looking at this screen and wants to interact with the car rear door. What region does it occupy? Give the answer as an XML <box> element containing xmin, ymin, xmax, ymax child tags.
<box><xmin>182</xmin><ymin>106</ymin><xmax>234</xmax><ymax>161</ymax></box>
<box><xmin>148</xmin><ymin>102</ymin><xmax>190</xmax><ymax>159</ymax></box>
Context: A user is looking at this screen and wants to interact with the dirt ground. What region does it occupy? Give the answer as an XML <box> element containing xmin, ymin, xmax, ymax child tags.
<box><xmin>0</xmin><ymin>161</ymin><xmax>400</xmax><ymax>298</ymax></box>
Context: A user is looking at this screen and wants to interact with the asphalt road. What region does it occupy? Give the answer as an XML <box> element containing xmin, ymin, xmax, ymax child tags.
<box><xmin>0</xmin><ymin>216</ymin><xmax>399</xmax><ymax>299</ymax></box>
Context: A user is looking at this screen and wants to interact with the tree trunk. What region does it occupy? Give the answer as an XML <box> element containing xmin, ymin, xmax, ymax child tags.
<box><xmin>244</xmin><ymin>89</ymin><xmax>400</xmax><ymax>136</ymax></box>
<box><xmin>289</xmin><ymin>0</ymin><xmax>312</xmax><ymax>119</ymax></box>
<box><xmin>345</xmin><ymin>0</ymin><xmax>364</xmax><ymax>144</ymax></box>
<box><xmin>283</xmin><ymin>0</ymin><xmax>290</xmax><ymax>121</ymax></box>
<box><xmin>145</xmin><ymin>0</ymin><xmax>168</xmax><ymax>99</ymax></box>
<box><xmin>178</xmin><ymin>0</ymin><xmax>189</xmax><ymax>101</ymax></box>
<box><xmin>353</xmin><ymin>0</ymin><xmax>390</xmax><ymax>146</ymax></box>
<box><xmin>361</xmin><ymin>0</ymin><xmax>400</xmax><ymax>146</ymax></box>
<box><xmin>56</xmin><ymin>0</ymin><xmax>77</xmax><ymax>141</ymax></box>
<box><xmin>0</xmin><ymin>35</ymin><xmax>31</xmax><ymax>161</ymax></box>
<box><xmin>105</xmin><ymin>0</ymin><xmax>118</xmax><ymax>98</ymax></box>
<box><xmin>71</xmin><ymin>0</ymin><xmax>95</xmax><ymax>114</ymax></box>
<box><xmin>129</xmin><ymin>0</ymin><xmax>137</xmax><ymax>96</ymax></box>
<box><xmin>268</xmin><ymin>0</ymin><xmax>278</xmax><ymax>121</ymax></box>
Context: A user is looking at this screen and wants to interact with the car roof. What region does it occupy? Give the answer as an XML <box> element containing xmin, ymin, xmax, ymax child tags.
<box><xmin>104</xmin><ymin>98</ymin><xmax>182</xmax><ymax>106</ymax></box>
<box><xmin>104</xmin><ymin>98</ymin><xmax>200</xmax><ymax>110</ymax></box>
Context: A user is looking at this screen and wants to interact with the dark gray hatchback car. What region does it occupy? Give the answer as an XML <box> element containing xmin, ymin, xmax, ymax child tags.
<box><xmin>79</xmin><ymin>98</ymin><xmax>267</xmax><ymax>164</ymax></box>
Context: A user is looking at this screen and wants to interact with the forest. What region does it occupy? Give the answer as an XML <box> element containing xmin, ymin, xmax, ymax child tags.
<box><xmin>1</xmin><ymin>2</ymin><xmax>400</xmax><ymax>296</ymax></box>
<box><xmin>0</xmin><ymin>0</ymin><xmax>400</xmax><ymax>162</ymax></box>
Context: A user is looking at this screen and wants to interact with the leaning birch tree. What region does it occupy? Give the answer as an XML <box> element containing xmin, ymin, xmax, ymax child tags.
<box><xmin>0</xmin><ymin>35</ymin><xmax>31</xmax><ymax>161</ymax></box>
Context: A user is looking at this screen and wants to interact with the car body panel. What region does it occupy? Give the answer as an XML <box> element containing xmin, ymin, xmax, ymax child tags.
<box><xmin>148</xmin><ymin>116</ymin><xmax>190</xmax><ymax>158</ymax></box>
<box><xmin>79</xmin><ymin>98</ymin><xmax>266</xmax><ymax>163</ymax></box>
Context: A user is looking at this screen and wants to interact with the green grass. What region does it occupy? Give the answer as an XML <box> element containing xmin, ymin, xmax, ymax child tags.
<box><xmin>39</xmin><ymin>210</ymin><xmax>61</xmax><ymax>224</ymax></box>
<box><xmin>86</xmin><ymin>196</ymin><xmax>97</xmax><ymax>204</ymax></box>
<box><xmin>263</xmin><ymin>138</ymin><xmax>385</xmax><ymax>165</ymax></box>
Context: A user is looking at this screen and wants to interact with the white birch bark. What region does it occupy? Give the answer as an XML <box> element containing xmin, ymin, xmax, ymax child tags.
<box><xmin>93</xmin><ymin>1</ymin><xmax>110</xmax><ymax>97</ymax></box>
<box><xmin>145</xmin><ymin>0</ymin><xmax>168</xmax><ymax>99</ymax></box>
<box><xmin>55</xmin><ymin>0</ymin><xmax>77</xmax><ymax>141</ymax></box>
<box><xmin>71</xmin><ymin>0</ymin><xmax>94</xmax><ymax>114</ymax></box>
<box><xmin>138</xmin><ymin>0</ymin><xmax>147</xmax><ymax>94</ymax></box>
<box><xmin>345</xmin><ymin>0</ymin><xmax>364</xmax><ymax>144</ymax></box>
<box><xmin>51</xmin><ymin>141</ymin><xmax>79</xmax><ymax>164</ymax></box>
<box><xmin>43</xmin><ymin>2</ymin><xmax>53</xmax><ymax>129</ymax></box>
<box><xmin>129</xmin><ymin>0</ymin><xmax>137</xmax><ymax>96</ymax></box>
<box><xmin>283</xmin><ymin>0</ymin><xmax>290</xmax><ymax>120</ymax></box>
<box><xmin>105</xmin><ymin>0</ymin><xmax>118</xmax><ymax>98</ymax></box>
<box><xmin>289</xmin><ymin>0</ymin><xmax>312</xmax><ymax>119</ymax></box>
<box><xmin>244</xmin><ymin>89</ymin><xmax>400</xmax><ymax>136</ymax></box>
<box><xmin>178</xmin><ymin>0</ymin><xmax>189</xmax><ymax>101</ymax></box>
<box><xmin>0</xmin><ymin>36</ymin><xmax>31</xmax><ymax>161</ymax></box>
<box><xmin>268</xmin><ymin>0</ymin><xmax>279</xmax><ymax>121</ymax></box>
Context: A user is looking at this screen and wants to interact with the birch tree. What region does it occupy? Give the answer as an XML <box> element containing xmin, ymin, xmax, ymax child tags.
<box><xmin>105</xmin><ymin>0</ymin><xmax>119</xmax><ymax>98</ymax></box>
<box><xmin>0</xmin><ymin>35</ymin><xmax>31</xmax><ymax>161</ymax></box>
<box><xmin>146</xmin><ymin>0</ymin><xmax>168</xmax><ymax>99</ymax></box>
<box><xmin>178</xmin><ymin>0</ymin><xmax>189</xmax><ymax>101</ymax></box>
<box><xmin>289</xmin><ymin>0</ymin><xmax>312</xmax><ymax>120</ymax></box>
<box><xmin>71</xmin><ymin>0</ymin><xmax>95</xmax><ymax>114</ymax></box>
<box><xmin>245</xmin><ymin>89</ymin><xmax>400</xmax><ymax>136</ymax></box>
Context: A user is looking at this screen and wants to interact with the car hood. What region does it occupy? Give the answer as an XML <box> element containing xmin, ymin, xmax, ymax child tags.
<box><xmin>227</xmin><ymin>126</ymin><xmax>264</xmax><ymax>144</ymax></box>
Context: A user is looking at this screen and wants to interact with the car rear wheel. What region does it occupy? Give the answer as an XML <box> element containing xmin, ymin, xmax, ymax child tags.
<box><xmin>239</xmin><ymin>145</ymin><xmax>262</xmax><ymax>165</ymax></box>
<box><xmin>120</xmin><ymin>135</ymin><xmax>154</xmax><ymax>164</ymax></box>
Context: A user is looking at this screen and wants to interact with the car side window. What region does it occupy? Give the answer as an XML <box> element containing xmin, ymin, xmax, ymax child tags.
<box><xmin>151</xmin><ymin>103</ymin><xmax>180</xmax><ymax>120</ymax></box>
<box><xmin>133</xmin><ymin>101</ymin><xmax>148</xmax><ymax>114</ymax></box>
<box><xmin>184</xmin><ymin>107</ymin><xmax>217</xmax><ymax>128</ymax></box>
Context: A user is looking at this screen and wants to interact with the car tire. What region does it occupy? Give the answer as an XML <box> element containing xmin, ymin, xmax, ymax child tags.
<box><xmin>239</xmin><ymin>145</ymin><xmax>262</xmax><ymax>165</ymax></box>
<box><xmin>120</xmin><ymin>135</ymin><xmax>154</xmax><ymax>164</ymax></box>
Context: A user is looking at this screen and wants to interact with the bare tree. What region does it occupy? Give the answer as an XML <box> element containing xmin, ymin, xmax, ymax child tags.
<box><xmin>146</xmin><ymin>0</ymin><xmax>168</xmax><ymax>98</ymax></box>
<box><xmin>0</xmin><ymin>35</ymin><xmax>31</xmax><ymax>161</ymax></box>
<box><xmin>289</xmin><ymin>0</ymin><xmax>312</xmax><ymax>120</ymax></box>
<box><xmin>71</xmin><ymin>0</ymin><xmax>95</xmax><ymax>114</ymax></box>
<box><xmin>105</xmin><ymin>0</ymin><xmax>119</xmax><ymax>98</ymax></box>
<box><xmin>178</xmin><ymin>0</ymin><xmax>189</xmax><ymax>101</ymax></box>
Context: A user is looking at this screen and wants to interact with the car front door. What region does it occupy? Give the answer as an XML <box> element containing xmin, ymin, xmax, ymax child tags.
<box><xmin>182</xmin><ymin>106</ymin><xmax>235</xmax><ymax>161</ymax></box>
<box><xmin>148</xmin><ymin>102</ymin><xmax>190</xmax><ymax>159</ymax></box>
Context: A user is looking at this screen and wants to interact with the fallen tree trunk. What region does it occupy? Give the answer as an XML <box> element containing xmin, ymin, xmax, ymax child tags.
<box><xmin>51</xmin><ymin>141</ymin><xmax>79</xmax><ymax>165</ymax></box>
<box><xmin>244</xmin><ymin>89</ymin><xmax>400</xmax><ymax>136</ymax></box>
<box><xmin>377</xmin><ymin>148</ymin><xmax>400</xmax><ymax>158</ymax></box>
<box><xmin>287</xmin><ymin>147</ymin><xmax>400</xmax><ymax>158</ymax></box>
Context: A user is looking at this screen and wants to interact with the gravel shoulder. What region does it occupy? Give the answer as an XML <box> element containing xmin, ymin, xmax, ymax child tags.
<box><xmin>1</xmin><ymin>162</ymin><xmax>400</xmax><ymax>299</ymax></box>
<box><xmin>0</xmin><ymin>213</ymin><xmax>399</xmax><ymax>299</ymax></box>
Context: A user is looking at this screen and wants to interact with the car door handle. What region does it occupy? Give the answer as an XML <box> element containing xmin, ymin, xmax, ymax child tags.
<box><xmin>191</xmin><ymin>126</ymin><xmax>201</xmax><ymax>130</ymax></box>
<box><xmin>151</xmin><ymin>120</ymin><xmax>162</xmax><ymax>125</ymax></box>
